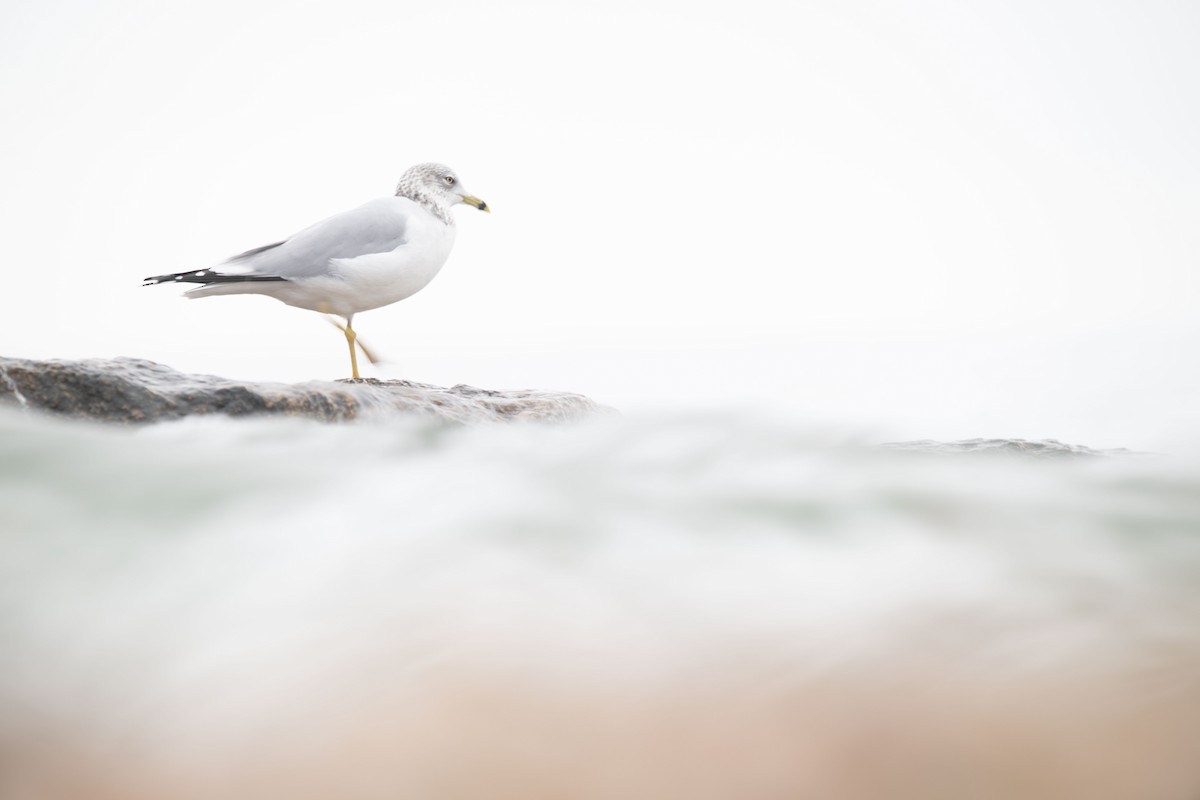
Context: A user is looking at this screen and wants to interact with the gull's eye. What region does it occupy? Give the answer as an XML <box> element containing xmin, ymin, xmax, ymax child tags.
<box><xmin>444</xmin><ymin>176</ymin><xmax>456</xmax><ymax>186</ymax></box>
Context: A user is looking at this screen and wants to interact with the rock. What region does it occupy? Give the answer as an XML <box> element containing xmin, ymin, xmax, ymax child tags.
<box><xmin>880</xmin><ymin>438</ymin><xmax>1137</xmax><ymax>458</ymax></box>
<box><xmin>0</xmin><ymin>356</ymin><xmax>610</xmax><ymax>425</ymax></box>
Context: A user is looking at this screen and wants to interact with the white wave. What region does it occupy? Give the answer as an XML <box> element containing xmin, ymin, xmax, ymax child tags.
<box><xmin>1</xmin><ymin>408</ymin><xmax>1199</xmax><ymax>799</ymax></box>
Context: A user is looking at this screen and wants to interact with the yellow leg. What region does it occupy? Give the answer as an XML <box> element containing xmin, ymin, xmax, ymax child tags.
<box><xmin>327</xmin><ymin>317</ymin><xmax>382</xmax><ymax>366</ymax></box>
<box><xmin>343</xmin><ymin>318</ymin><xmax>360</xmax><ymax>379</ymax></box>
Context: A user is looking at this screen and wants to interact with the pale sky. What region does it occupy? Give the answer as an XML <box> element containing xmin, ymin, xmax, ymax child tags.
<box><xmin>1</xmin><ymin>0</ymin><xmax>1197</xmax><ymax>448</ymax></box>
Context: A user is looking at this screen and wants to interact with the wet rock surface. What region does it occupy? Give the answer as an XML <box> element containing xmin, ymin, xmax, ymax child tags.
<box><xmin>0</xmin><ymin>356</ymin><xmax>609</xmax><ymax>424</ymax></box>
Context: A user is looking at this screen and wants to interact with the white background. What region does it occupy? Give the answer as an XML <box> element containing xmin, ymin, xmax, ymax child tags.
<box><xmin>1</xmin><ymin>0</ymin><xmax>1196</xmax><ymax>448</ymax></box>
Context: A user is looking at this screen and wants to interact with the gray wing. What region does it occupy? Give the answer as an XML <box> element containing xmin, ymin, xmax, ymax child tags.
<box><xmin>220</xmin><ymin>198</ymin><xmax>409</xmax><ymax>280</ymax></box>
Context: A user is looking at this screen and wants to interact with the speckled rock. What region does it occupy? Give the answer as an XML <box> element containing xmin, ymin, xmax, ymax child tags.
<box><xmin>0</xmin><ymin>357</ymin><xmax>610</xmax><ymax>425</ymax></box>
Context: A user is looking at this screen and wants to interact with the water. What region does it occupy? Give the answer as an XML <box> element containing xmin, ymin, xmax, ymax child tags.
<box><xmin>2</xmin><ymin>407</ymin><xmax>1199</xmax><ymax>799</ymax></box>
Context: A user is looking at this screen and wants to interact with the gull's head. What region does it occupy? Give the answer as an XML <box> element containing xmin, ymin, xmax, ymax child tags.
<box><xmin>396</xmin><ymin>163</ymin><xmax>489</xmax><ymax>218</ymax></box>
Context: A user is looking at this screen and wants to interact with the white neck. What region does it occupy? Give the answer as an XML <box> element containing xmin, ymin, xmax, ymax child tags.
<box><xmin>395</xmin><ymin>181</ymin><xmax>454</xmax><ymax>226</ymax></box>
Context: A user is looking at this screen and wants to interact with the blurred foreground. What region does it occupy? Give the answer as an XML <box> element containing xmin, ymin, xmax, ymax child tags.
<box><xmin>1</xmin><ymin>409</ymin><xmax>1198</xmax><ymax>799</ymax></box>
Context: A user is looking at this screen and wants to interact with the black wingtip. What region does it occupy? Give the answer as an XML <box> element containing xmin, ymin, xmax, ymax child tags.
<box><xmin>141</xmin><ymin>270</ymin><xmax>289</xmax><ymax>286</ymax></box>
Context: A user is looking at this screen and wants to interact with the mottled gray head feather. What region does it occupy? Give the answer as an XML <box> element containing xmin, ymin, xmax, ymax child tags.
<box><xmin>395</xmin><ymin>162</ymin><xmax>460</xmax><ymax>224</ymax></box>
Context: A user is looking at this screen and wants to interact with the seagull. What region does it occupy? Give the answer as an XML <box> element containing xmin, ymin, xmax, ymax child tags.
<box><xmin>144</xmin><ymin>163</ymin><xmax>489</xmax><ymax>379</ymax></box>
